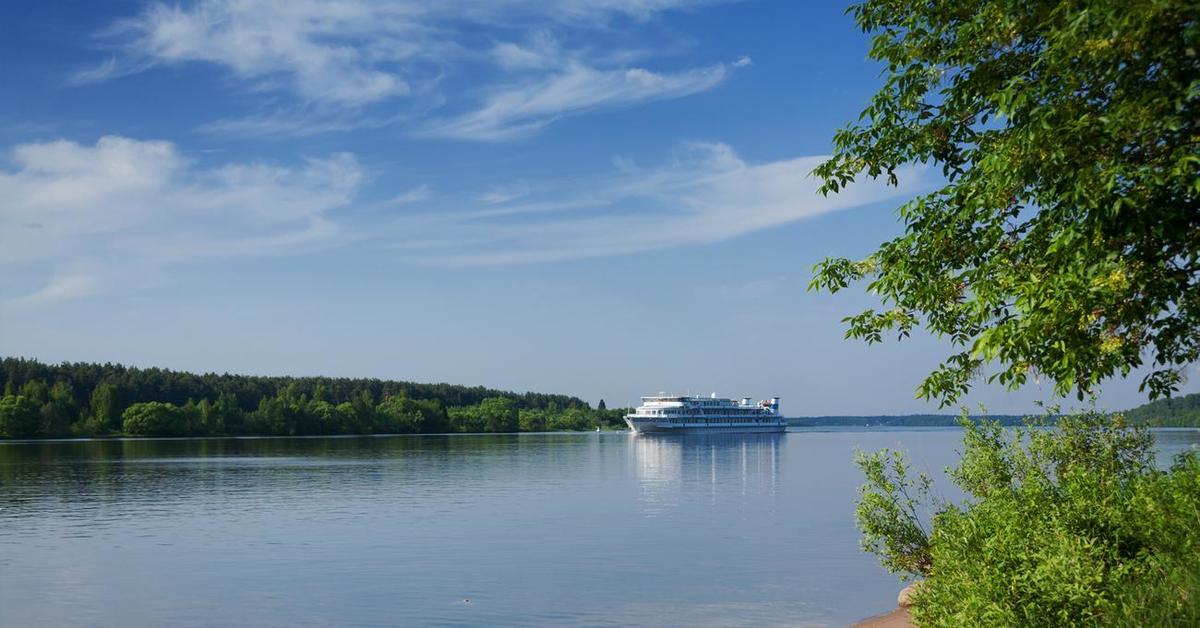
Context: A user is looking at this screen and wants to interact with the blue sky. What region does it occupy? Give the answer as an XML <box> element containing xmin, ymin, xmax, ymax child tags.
<box><xmin>0</xmin><ymin>0</ymin><xmax>1190</xmax><ymax>414</ymax></box>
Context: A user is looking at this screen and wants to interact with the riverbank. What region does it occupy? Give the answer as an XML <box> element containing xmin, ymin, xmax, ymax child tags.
<box><xmin>854</xmin><ymin>608</ymin><xmax>913</xmax><ymax>627</ymax></box>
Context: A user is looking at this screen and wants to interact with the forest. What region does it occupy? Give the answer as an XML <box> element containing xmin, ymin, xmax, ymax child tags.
<box><xmin>0</xmin><ymin>358</ymin><xmax>629</xmax><ymax>438</ymax></box>
<box><xmin>1123</xmin><ymin>392</ymin><xmax>1200</xmax><ymax>427</ymax></box>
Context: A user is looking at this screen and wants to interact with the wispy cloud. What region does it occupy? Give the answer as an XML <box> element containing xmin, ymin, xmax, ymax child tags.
<box><xmin>382</xmin><ymin>141</ymin><xmax>932</xmax><ymax>265</ymax></box>
<box><xmin>0</xmin><ymin>136</ymin><xmax>928</xmax><ymax>304</ymax></box>
<box><xmin>197</xmin><ymin>109</ymin><xmax>398</xmax><ymax>138</ymax></box>
<box><xmin>0</xmin><ymin>135</ymin><xmax>362</xmax><ymax>306</ymax></box>
<box><xmin>479</xmin><ymin>181</ymin><xmax>531</xmax><ymax>205</ymax></box>
<box><xmin>422</xmin><ymin>61</ymin><xmax>736</xmax><ymax>141</ymax></box>
<box><xmin>79</xmin><ymin>0</ymin><xmax>743</xmax><ymax>139</ymax></box>
<box><xmin>385</xmin><ymin>183</ymin><xmax>434</xmax><ymax>206</ymax></box>
<box><xmin>100</xmin><ymin>1</ymin><xmax>415</xmax><ymax>106</ymax></box>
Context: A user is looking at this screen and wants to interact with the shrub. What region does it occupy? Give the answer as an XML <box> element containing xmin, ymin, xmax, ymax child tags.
<box><xmin>0</xmin><ymin>395</ymin><xmax>41</xmax><ymax>438</ymax></box>
<box><xmin>122</xmin><ymin>402</ymin><xmax>189</xmax><ymax>436</ymax></box>
<box><xmin>857</xmin><ymin>411</ymin><xmax>1200</xmax><ymax>626</ymax></box>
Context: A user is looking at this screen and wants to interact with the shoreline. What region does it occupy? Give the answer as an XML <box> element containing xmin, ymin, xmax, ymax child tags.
<box><xmin>853</xmin><ymin>608</ymin><xmax>913</xmax><ymax>627</ymax></box>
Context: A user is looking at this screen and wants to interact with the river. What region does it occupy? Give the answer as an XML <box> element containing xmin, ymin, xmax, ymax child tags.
<box><xmin>2</xmin><ymin>428</ymin><xmax>1197</xmax><ymax>626</ymax></box>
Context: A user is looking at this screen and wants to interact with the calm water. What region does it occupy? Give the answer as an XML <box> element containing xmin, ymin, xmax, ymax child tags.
<box><xmin>2</xmin><ymin>428</ymin><xmax>1198</xmax><ymax>627</ymax></box>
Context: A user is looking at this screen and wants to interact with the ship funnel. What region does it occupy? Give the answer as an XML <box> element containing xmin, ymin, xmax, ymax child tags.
<box><xmin>710</xmin><ymin>392</ymin><xmax>717</xmax><ymax>399</ymax></box>
<box><xmin>770</xmin><ymin>397</ymin><xmax>780</xmax><ymax>413</ymax></box>
<box><xmin>742</xmin><ymin>397</ymin><xmax>751</xmax><ymax>406</ymax></box>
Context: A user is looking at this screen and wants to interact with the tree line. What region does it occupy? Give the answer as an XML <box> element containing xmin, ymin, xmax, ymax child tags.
<box><xmin>1123</xmin><ymin>392</ymin><xmax>1200</xmax><ymax>427</ymax></box>
<box><xmin>0</xmin><ymin>358</ymin><xmax>628</xmax><ymax>438</ymax></box>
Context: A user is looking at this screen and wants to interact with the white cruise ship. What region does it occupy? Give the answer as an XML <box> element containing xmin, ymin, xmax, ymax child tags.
<box><xmin>624</xmin><ymin>393</ymin><xmax>786</xmax><ymax>434</ymax></box>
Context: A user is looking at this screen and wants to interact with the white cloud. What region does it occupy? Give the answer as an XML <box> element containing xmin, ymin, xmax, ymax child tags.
<box><xmin>382</xmin><ymin>142</ymin><xmax>933</xmax><ymax>265</ymax></box>
<box><xmin>0</xmin><ymin>136</ymin><xmax>927</xmax><ymax>304</ymax></box>
<box><xmin>423</xmin><ymin>61</ymin><xmax>734</xmax><ymax>141</ymax></box>
<box><xmin>479</xmin><ymin>181</ymin><xmax>531</xmax><ymax>205</ymax></box>
<box><xmin>82</xmin><ymin>0</ymin><xmax>741</xmax><ymax>138</ymax></box>
<box><xmin>197</xmin><ymin>109</ymin><xmax>396</xmax><ymax>137</ymax></box>
<box><xmin>385</xmin><ymin>183</ymin><xmax>434</xmax><ymax>206</ymax></box>
<box><xmin>113</xmin><ymin>1</ymin><xmax>413</xmax><ymax>106</ymax></box>
<box><xmin>8</xmin><ymin>265</ymin><xmax>106</xmax><ymax>308</ymax></box>
<box><xmin>492</xmin><ymin>36</ymin><xmax>560</xmax><ymax>71</ymax></box>
<box><xmin>0</xmin><ymin>136</ymin><xmax>362</xmax><ymax>306</ymax></box>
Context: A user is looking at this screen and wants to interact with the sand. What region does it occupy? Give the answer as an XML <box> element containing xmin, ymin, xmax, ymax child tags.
<box><xmin>851</xmin><ymin>608</ymin><xmax>914</xmax><ymax>627</ymax></box>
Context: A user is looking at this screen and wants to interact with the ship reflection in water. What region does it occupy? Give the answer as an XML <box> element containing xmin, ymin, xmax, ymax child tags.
<box><xmin>632</xmin><ymin>432</ymin><xmax>783</xmax><ymax>515</ymax></box>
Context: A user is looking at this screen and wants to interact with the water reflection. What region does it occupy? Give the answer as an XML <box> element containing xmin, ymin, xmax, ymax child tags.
<box><xmin>633</xmin><ymin>433</ymin><xmax>782</xmax><ymax>515</ymax></box>
<box><xmin>0</xmin><ymin>435</ymin><xmax>532</xmax><ymax>525</ymax></box>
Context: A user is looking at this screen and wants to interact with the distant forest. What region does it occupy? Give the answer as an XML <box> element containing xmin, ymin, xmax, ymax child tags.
<box><xmin>5</xmin><ymin>356</ymin><xmax>1196</xmax><ymax>439</ymax></box>
<box><xmin>0</xmin><ymin>358</ymin><xmax>628</xmax><ymax>438</ymax></box>
<box><xmin>789</xmin><ymin>415</ymin><xmax>1029</xmax><ymax>427</ymax></box>
<box><xmin>792</xmin><ymin>395</ymin><xmax>1200</xmax><ymax>428</ymax></box>
<box><xmin>1123</xmin><ymin>393</ymin><xmax>1200</xmax><ymax>427</ymax></box>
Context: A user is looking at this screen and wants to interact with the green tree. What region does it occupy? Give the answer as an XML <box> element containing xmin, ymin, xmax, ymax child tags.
<box><xmin>811</xmin><ymin>0</ymin><xmax>1200</xmax><ymax>405</ymax></box>
<box><xmin>381</xmin><ymin>396</ymin><xmax>450</xmax><ymax>434</ymax></box>
<box><xmin>196</xmin><ymin>398</ymin><xmax>218</xmax><ymax>435</ymax></box>
<box><xmin>40</xmin><ymin>381</ymin><xmax>78</xmax><ymax>436</ymax></box>
<box><xmin>122</xmin><ymin>402</ymin><xmax>187</xmax><ymax>436</ymax></box>
<box><xmin>179</xmin><ymin>399</ymin><xmax>202</xmax><ymax>436</ymax></box>
<box><xmin>19</xmin><ymin>380</ymin><xmax>50</xmax><ymax>405</ymax></box>
<box><xmin>519</xmin><ymin>408</ymin><xmax>548</xmax><ymax>432</ymax></box>
<box><xmin>214</xmin><ymin>391</ymin><xmax>243</xmax><ymax>434</ymax></box>
<box><xmin>857</xmin><ymin>413</ymin><xmax>1200</xmax><ymax>625</ymax></box>
<box><xmin>418</xmin><ymin>399</ymin><xmax>451</xmax><ymax>434</ymax></box>
<box><xmin>547</xmin><ymin>407</ymin><xmax>593</xmax><ymax>431</ymax></box>
<box><xmin>0</xmin><ymin>395</ymin><xmax>41</xmax><ymax>438</ymax></box>
<box><xmin>306</xmin><ymin>399</ymin><xmax>341</xmax><ymax>434</ymax></box>
<box><xmin>478</xmin><ymin>397</ymin><xmax>519</xmax><ymax>433</ymax></box>
<box><xmin>249</xmin><ymin>396</ymin><xmax>289</xmax><ymax>435</ymax></box>
<box><xmin>448</xmin><ymin>406</ymin><xmax>486</xmax><ymax>433</ymax></box>
<box><xmin>347</xmin><ymin>389</ymin><xmax>377</xmax><ymax>433</ymax></box>
<box><xmin>334</xmin><ymin>402</ymin><xmax>358</xmax><ymax>433</ymax></box>
<box><xmin>597</xmin><ymin>399</ymin><xmax>607</xmax><ymax>411</ymax></box>
<box><xmin>89</xmin><ymin>382</ymin><xmax>121</xmax><ymax>431</ymax></box>
<box><xmin>377</xmin><ymin>396</ymin><xmax>422</xmax><ymax>434</ymax></box>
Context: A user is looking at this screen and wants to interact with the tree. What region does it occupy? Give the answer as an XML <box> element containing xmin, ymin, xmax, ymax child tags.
<box><xmin>857</xmin><ymin>413</ymin><xmax>1200</xmax><ymax>625</ymax></box>
<box><xmin>811</xmin><ymin>0</ymin><xmax>1200</xmax><ymax>405</ymax></box>
<box><xmin>213</xmin><ymin>391</ymin><xmax>243</xmax><ymax>434</ymax></box>
<box><xmin>478</xmin><ymin>397</ymin><xmax>519</xmax><ymax>433</ymax></box>
<box><xmin>40</xmin><ymin>381</ymin><xmax>78</xmax><ymax>436</ymax></box>
<box><xmin>0</xmin><ymin>395</ymin><xmax>41</xmax><ymax>438</ymax></box>
<box><xmin>597</xmin><ymin>399</ymin><xmax>607</xmax><ymax>411</ymax></box>
<box><xmin>399</xmin><ymin>397</ymin><xmax>450</xmax><ymax>433</ymax></box>
<box><xmin>377</xmin><ymin>396</ymin><xmax>422</xmax><ymax>434</ymax></box>
<box><xmin>519</xmin><ymin>408</ymin><xmax>548</xmax><ymax>432</ymax></box>
<box><xmin>90</xmin><ymin>382</ymin><xmax>121</xmax><ymax>431</ymax></box>
<box><xmin>122</xmin><ymin>402</ymin><xmax>188</xmax><ymax>436</ymax></box>
<box><xmin>347</xmin><ymin>389</ymin><xmax>378</xmax><ymax>434</ymax></box>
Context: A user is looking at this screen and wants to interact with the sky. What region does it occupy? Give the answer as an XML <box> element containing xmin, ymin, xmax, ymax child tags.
<box><xmin>0</xmin><ymin>0</ymin><xmax>1192</xmax><ymax>415</ymax></box>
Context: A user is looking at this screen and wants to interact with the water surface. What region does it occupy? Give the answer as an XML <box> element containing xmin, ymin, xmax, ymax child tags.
<box><xmin>2</xmin><ymin>428</ymin><xmax>1197</xmax><ymax>627</ymax></box>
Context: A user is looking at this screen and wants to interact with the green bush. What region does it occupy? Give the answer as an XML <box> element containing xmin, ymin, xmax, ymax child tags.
<box><xmin>856</xmin><ymin>412</ymin><xmax>1200</xmax><ymax>626</ymax></box>
<box><xmin>122</xmin><ymin>402</ymin><xmax>190</xmax><ymax>436</ymax></box>
<box><xmin>0</xmin><ymin>395</ymin><xmax>41</xmax><ymax>438</ymax></box>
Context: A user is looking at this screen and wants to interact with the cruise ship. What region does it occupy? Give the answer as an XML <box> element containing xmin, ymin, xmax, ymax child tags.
<box><xmin>624</xmin><ymin>393</ymin><xmax>787</xmax><ymax>434</ymax></box>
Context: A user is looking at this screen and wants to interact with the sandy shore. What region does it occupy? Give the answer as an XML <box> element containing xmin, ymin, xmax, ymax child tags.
<box><xmin>851</xmin><ymin>608</ymin><xmax>913</xmax><ymax>627</ymax></box>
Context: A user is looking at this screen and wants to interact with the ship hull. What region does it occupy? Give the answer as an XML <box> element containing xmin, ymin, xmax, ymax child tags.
<box><xmin>624</xmin><ymin>418</ymin><xmax>787</xmax><ymax>434</ymax></box>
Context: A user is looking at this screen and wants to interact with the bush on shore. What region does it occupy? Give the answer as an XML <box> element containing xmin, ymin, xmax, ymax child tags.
<box><xmin>856</xmin><ymin>411</ymin><xmax>1200</xmax><ymax>626</ymax></box>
